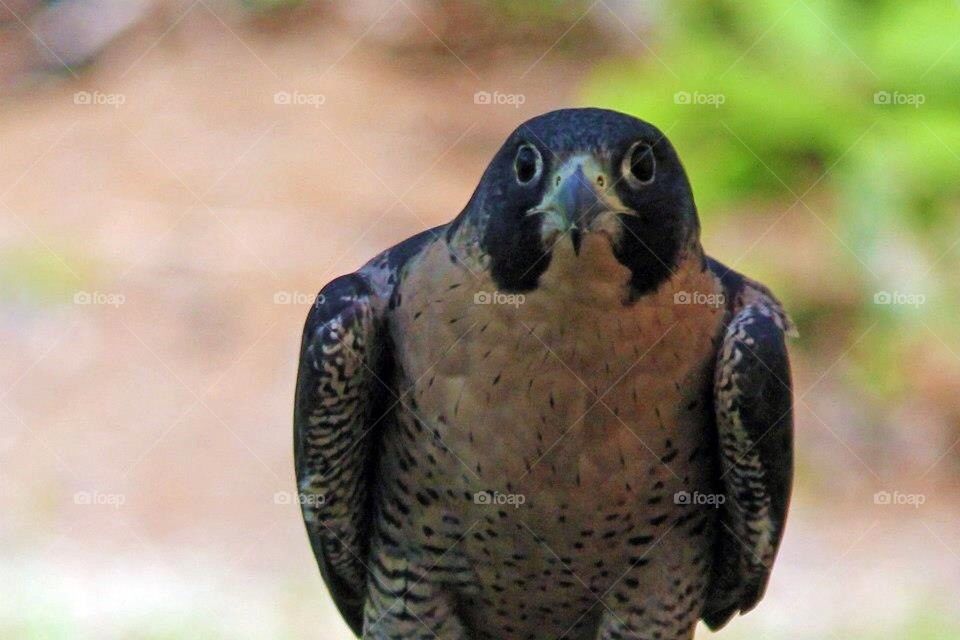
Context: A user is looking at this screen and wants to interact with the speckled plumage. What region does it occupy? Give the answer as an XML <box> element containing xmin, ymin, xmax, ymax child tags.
<box><xmin>294</xmin><ymin>109</ymin><xmax>794</xmax><ymax>640</ymax></box>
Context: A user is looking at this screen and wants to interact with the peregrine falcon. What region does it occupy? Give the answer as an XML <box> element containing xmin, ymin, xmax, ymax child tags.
<box><xmin>294</xmin><ymin>108</ymin><xmax>794</xmax><ymax>640</ymax></box>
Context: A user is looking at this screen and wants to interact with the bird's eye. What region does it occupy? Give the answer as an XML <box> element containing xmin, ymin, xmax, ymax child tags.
<box><xmin>514</xmin><ymin>144</ymin><xmax>542</xmax><ymax>184</ymax></box>
<box><xmin>622</xmin><ymin>141</ymin><xmax>656</xmax><ymax>187</ymax></box>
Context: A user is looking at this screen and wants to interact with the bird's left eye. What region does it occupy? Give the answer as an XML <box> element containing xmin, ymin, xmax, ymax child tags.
<box><xmin>514</xmin><ymin>144</ymin><xmax>542</xmax><ymax>184</ymax></box>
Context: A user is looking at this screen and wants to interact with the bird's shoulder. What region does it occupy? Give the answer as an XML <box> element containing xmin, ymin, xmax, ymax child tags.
<box><xmin>354</xmin><ymin>224</ymin><xmax>449</xmax><ymax>304</ymax></box>
<box><xmin>705</xmin><ymin>255</ymin><xmax>796</xmax><ymax>337</ymax></box>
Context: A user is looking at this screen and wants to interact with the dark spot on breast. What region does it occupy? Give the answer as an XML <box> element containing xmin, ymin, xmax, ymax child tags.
<box><xmin>415</xmin><ymin>492</ymin><xmax>432</xmax><ymax>506</ymax></box>
<box><xmin>392</xmin><ymin>497</ymin><xmax>411</xmax><ymax>516</ymax></box>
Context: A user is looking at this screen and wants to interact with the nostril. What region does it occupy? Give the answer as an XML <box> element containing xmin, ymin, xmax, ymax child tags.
<box><xmin>596</xmin><ymin>175</ymin><xmax>605</xmax><ymax>188</ymax></box>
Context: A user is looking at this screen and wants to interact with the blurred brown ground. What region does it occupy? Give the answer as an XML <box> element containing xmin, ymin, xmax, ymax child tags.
<box><xmin>1</xmin><ymin>2</ymin><xmax>958</xmax><ymax>638</ymax></box>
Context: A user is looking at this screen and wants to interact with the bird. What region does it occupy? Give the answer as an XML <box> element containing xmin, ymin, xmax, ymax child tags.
<box><xmin>294</xmin><ymin>107</ymin><xmax>794</xmax><ymax>640</ymax></box>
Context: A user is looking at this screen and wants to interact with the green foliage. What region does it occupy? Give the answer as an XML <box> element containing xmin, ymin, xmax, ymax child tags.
<box><xmin>587</xmin><ymin>0</ymin><xmax>960</xmax><ymax>212</ymax></box>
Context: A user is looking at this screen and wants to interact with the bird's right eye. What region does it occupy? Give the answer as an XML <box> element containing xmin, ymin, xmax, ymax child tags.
<box><xmin>514</xmin><ymin>144</ymin><xmax>542</xmax><ymax>184</ymax></box>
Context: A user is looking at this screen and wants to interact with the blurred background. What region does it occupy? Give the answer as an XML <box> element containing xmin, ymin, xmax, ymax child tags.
<box><xmin>1</xmin><ymin>0</ymin><xmax>959</xmax><ymax>638</ymax></box>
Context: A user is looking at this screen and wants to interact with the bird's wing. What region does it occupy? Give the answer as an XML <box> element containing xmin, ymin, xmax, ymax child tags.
<box><xmin>294</xmin><ymin>272</ymin><xmax>391</xmax><ymax>636</ymax></box>
<box><xmin>702</xmin><ymin>263</ymin><xmax>794</xmax><ymax>631</ymax></box>
<box><xmin>294</xmin><ymin>227</ymin><xmax>442</xmax><ymax>636</ymax></box>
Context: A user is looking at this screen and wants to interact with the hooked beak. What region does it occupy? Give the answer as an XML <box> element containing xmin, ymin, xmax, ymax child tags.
<box><xmin>531</xmin><ymin>161</ymin><xmax>611</xmax><ymax>256</ymax></box>
<box><xmin>557</xmin><ymin>166</ymin><xmax>597</xmax><ymax>255</ymax></box>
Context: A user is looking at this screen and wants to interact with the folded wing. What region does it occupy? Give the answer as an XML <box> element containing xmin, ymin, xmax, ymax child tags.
<box><xmin>702</xmin><ymin>299</ymin><xmax>794</xmax><ymax>630</ymax></box>
<box><xmin>294</xmin><ymin>273</ymin><xmax>391</xmax><ymax>636</ymax></box>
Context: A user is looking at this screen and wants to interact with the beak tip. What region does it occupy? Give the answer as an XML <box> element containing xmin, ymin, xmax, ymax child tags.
<box><xmin>571</xmin><ymin>227</ymin><xmax>583</xmax><ymax>255</ymax></box>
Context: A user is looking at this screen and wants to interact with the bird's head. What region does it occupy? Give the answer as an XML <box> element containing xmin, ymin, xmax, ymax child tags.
<box><xmin>449</xmin><ymin>108</ymin><xmax>701</xmax><ymax>299</ymax></box>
